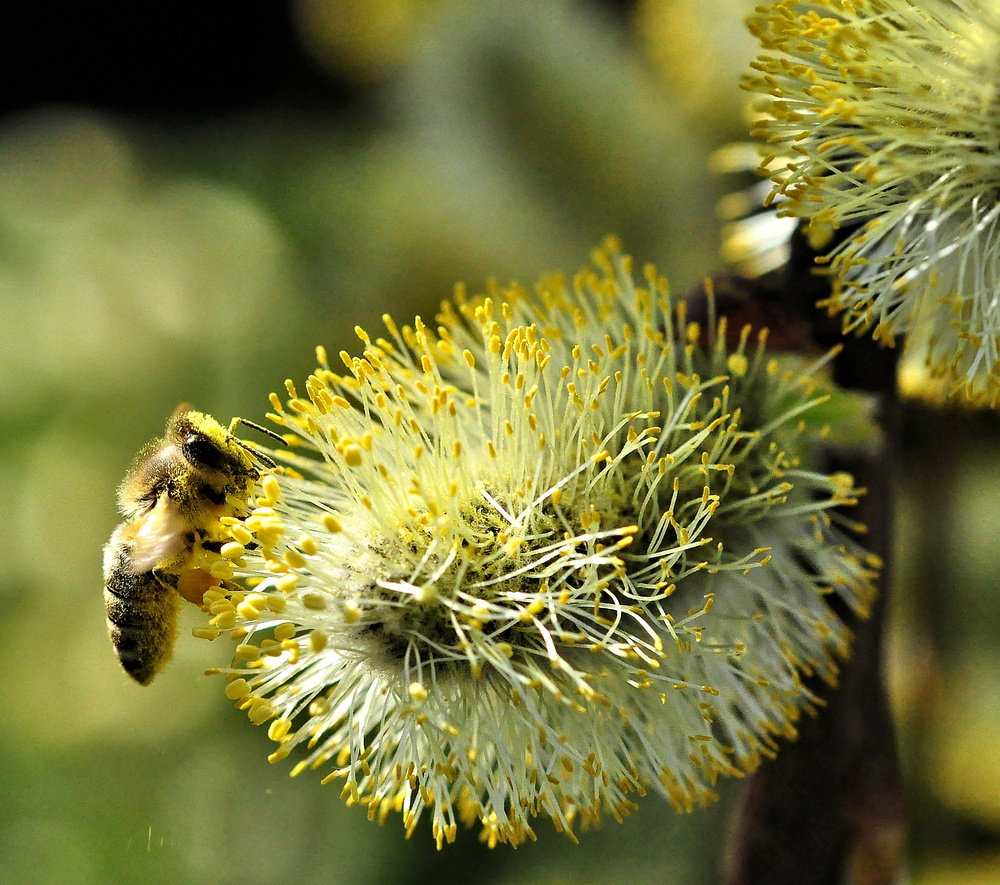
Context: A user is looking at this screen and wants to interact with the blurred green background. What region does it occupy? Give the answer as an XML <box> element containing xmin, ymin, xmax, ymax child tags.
<box><xmin>2</xmin><ymin>1</ymin><xmax>998</xmax><ymax>882</ymax></box>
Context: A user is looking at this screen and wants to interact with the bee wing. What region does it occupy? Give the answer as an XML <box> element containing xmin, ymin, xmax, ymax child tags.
<box><xmin>130</xmin><ymin>495</ymin><xmax>190</xmax><ymax>573</ymax></box>
<box><xmin>103</xmin><ymin>523</ymin><xmax>136</xmax><ymax>580</ymax></box>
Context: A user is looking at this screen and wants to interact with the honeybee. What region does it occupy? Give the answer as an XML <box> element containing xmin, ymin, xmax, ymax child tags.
<box><xmin>103</xmin><ymin>407</ymin><xmax>282</xmax><ymax>685</ymax></box>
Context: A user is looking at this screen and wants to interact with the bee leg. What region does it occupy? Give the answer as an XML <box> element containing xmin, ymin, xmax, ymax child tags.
<box><xmin>175</xmin><ymin>568</ymin><xmax>223</xmax><ymax>606</ymax></box>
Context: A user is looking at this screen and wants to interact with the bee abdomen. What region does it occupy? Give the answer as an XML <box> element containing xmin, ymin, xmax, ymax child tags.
<box><xmin>104</xmin><ymin>562</ymin><xmax>181</xmax><ymax>686</ymax></box>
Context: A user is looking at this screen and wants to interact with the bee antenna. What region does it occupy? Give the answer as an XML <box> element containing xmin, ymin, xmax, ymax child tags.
<box><xmin>239</xmin><ymin>442</ymin><xmax>277</xmax><ymax>469</ymax></box>
<box><xmin>228</xmin><ymin>417</ymin><xmax>288</xmax><ymax>470</ymax></box>
<box><xmin>229</xmin><ymin>417</ymin><xmax>288</xmax><ymax>446</ymax></box>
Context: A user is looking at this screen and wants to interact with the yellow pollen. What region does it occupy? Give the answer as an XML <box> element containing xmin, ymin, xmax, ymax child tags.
<box><xmin>274</xmin><ymin>623</ymin><xmax>297</xmax><ymax>641</ymax></box>
<box><xmin>343</xmin><ymin>600</ymin><xmax>363</xmax><ymax>624</ymax></box>
<box><xmin>248</xmin><ymin>700</ymin><xmax>277</xmax><ymax>726</ymax></box>
<box><xmin>228</xmin><ymin>524</ymin><xmax>254</xmax><ymax>546</ymax></box>
<box><xmin>268</xmin><ymin>718</ymin><xmax>292</xmax><ymax>742</ymax></box>
<box><xmin>261</xmin><ymin>474</ymin><xmax>282</xmax><ymax>505</ymax></box>
<box><xmin>225</xmin><ymin>678</ymin><xmax>251</xmax><ymax>700</ymax></box>
<box><xmin>221</xmin><ymin>542</ymin><xmax>246</xmax><ymax>560</ymax></box>
<box><xmin>192</xmin><ymin>627</ymin><xmax>222</xmax><ymax>641</ymax></box>
<box><xmin>236</xmin><ymin>600</ymin><xmax>262</xmax><ymax>620</ymax></box>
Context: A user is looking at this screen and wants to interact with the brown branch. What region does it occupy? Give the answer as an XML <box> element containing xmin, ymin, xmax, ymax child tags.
<box><xmin>691</xmin><ymin>235</ymin><xmax>906</xmax><ymax>885</ymax></box>
<box><xmin>721</xmin><ymin>427</ymin><xmax>903</xmax><ymax>885</ymax></box>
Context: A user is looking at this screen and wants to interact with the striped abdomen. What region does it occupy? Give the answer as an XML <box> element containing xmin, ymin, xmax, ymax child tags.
<box><xmin>103</xmin><ymin>543</ymin><xmax>181</xmax><ymax>685</ymax></box>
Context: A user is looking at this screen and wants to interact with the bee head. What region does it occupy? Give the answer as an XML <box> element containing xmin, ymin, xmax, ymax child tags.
<box><xmin>117</xmin><ymin>409</ymin><xmax>285</xmax><ymax>520</ymax></box>
<box><xmin>168</xmin><ymin>411</ymin><xmax>257</xmax><ymax>479</ymax></box>
<box><xmin>179</xmin><ymin>423</ymin><xmax>238</xmax><ymax>473</ymax></box>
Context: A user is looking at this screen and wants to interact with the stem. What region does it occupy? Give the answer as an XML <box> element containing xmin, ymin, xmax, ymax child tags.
<box><xmin>697</xmin><ymin>229</ymin><xmax>906</xmax><ymax>885</ymax></box>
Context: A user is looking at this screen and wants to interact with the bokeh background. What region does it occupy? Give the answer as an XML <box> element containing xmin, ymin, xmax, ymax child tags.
<box><xmin>2</xmin><ymin>1</ymin><xmax>998</xmax><ymax>882</ymax></box>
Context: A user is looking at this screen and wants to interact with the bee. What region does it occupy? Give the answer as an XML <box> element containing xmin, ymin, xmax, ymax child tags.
<box><xmin>103</xmin><ymin>407</ymin><xmax>283</xmax><ymax>685</ymax></box>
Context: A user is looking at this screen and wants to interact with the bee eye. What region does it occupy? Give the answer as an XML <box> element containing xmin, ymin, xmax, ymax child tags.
<box><xmin>182</xmin><ymin>433</ymin><xmax>227</xmax><ymax>470</ymax></box>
